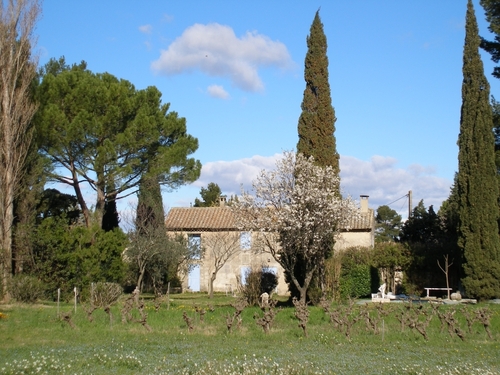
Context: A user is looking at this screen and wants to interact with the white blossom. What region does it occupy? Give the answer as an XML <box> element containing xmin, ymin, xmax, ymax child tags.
<box><xmin>232</xmin><ymin>151</ymin><xmax>359</xmax><ymax>302</ymax></box>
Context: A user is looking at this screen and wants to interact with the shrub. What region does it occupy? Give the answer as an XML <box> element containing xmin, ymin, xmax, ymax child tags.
<box><xmin>260</xmin><ymin>267</ymin><xmax>278</xmax><ymax>294</ymax></box>
<box><xmin>9</xmin><ymin>274</ymin><xmax>46</xmax><ymax>303</ymax></box>
<box><xmin>90</xmin><ymin>282</ymin><xmax>122</xmax><ymax>307</ymax></box>
<box><xmin>339</xmin><ymin>263</ymin><xmax>372</xmax><ymax>299</ymax></box>
<box><xmin>337</xmin><ymin>247</ymin><xmax>374</xmax><ymax>300</ymax></box>
<box><xmin>238</xmin><ymin>266</ymin><xmax>278</xmax><ymax>306</ymax></box>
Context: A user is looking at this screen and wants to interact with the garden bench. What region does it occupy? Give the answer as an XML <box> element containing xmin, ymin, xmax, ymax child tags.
<box><xmin>424</xmin><ymin>287</ymin><xmax>452</xmax><ymax>298</ymax></box>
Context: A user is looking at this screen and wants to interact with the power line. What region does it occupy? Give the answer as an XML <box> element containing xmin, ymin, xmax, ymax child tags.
<box><xmin>383</xmin><ymin>193</ymin><xmax>408</xmax><ymax>207</ymax></box>
<box><xmin>398</xmin><ymin>196</ymin><xmax>408</xmax><ymax>215</ymax></box>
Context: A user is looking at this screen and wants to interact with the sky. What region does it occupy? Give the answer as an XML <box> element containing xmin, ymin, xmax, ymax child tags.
<box><xmin>36</xmin><ymin>0</ymin><xmax>500</xmax><ymax>220</ymax></box>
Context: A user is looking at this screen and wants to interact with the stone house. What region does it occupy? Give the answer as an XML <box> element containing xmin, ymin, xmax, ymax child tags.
<box><xmin>164</xmin><ymin>195</ymin><xmax>374</xmax><ymax>295</ymax></box>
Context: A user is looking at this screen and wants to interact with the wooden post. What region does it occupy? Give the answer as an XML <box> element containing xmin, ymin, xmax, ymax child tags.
<box><xmin>167</xmin><ymin>282</ymin><xmax>170</xmax><ymax>310</ymax></box>
<box><xmin>408</xmin><ymin>190</ymin><xmax>412</xmax><ymax>218</ymax></box>
<box><xmin>74</xmin><ymin>287</ymin><xmax>77</xmax><ymax>313</ymax></box>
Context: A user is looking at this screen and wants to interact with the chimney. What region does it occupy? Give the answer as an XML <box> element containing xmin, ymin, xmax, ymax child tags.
<box><xmin>360</xmin><ymin>195</ymin><xmax>369</xmax><ymax>213</ymax></box>
<box><xmin>219</xmin><ymin>195</ymin><xmax>227</xmax><ymax>207</ymax></box>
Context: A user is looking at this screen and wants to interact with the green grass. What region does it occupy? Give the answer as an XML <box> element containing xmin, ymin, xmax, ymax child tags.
<box><xmin>1</xmin><ymin>295</ymin><xmax>499</xmax><ymax>374</ymax></box>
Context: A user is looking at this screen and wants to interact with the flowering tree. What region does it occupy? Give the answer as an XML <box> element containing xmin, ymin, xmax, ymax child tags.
<box><xmin>233</xmin><ymin>151</ymin><xmax>358</xmax><ymax>303</ymax></box>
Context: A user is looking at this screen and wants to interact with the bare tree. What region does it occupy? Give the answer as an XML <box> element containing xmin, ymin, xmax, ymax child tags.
<box><xmin>437</xmin><ymin>254</ymin><xmax>454</xmax><ymax>300</ymax></box>
<box><xmin>0</xmin><ymin>0</ymin><xmax>40</xmax><ymax>301</ymax></box>
<box><xmin>123</xmin><ymin>204</ymin><xmax>197</xmax><ymax>292</ymax></box>
<box><xmin>233</xmin><ymin>151</ymin><xmax>358</xmax><ymax>303</ymax></box>
<box><xmin>126</xmin><ymin>223</ymin><xmax>171</xmax><ymax>291</ymax></box>
<box><xmin>202</xmin><ymin>231</ymin><xmax>240</xmax><ymax>299</ymax></box>
<box><xmin>125</xmin><ymin>222</ymin><xmax>189</xmax><ymax>292</ymax></box>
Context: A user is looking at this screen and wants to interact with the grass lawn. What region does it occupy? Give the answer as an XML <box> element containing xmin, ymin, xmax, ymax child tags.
<box><xmin>0</xmin><ymin>294</ymin><xmax>499</xmax><ymax>374</ymax></box>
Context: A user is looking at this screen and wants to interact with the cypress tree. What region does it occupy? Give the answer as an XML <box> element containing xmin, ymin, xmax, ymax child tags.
<box><xmin>297</xmin><ymin>10</ymin><xmax>339</xmax><ymax>173</ymax></box>
<box><xmin>102</xmin><ymin>198</ymin><xmax>120</xmax><ymax>231</ymax></box>
<box><xmin>136</xmin><ymin>175</ymin><xmax>165</xmax><ymax>232</ymax></box>
<box><xmin>457</xmin><ymin>0</ymin><xmax>500</xmax><ymax>300</ymax></box>
<box><xmin>291</xmin><ymin>10</ymin><xmax>339</xmax><ymax>302</ymax></box>
<box><xmin>479</xmin><ymin>0</ymin><xmax>500</xmax><ymax>79</ymax></box>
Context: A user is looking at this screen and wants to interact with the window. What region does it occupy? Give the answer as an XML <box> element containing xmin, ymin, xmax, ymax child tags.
<box><xmin>188</xmin><ymin>234</ymin><xmax>201</xmax><ymax>259</ymax></box>
<box><xmin>240</xmin><ymin>231</ymin><xmax>251</xmax><ymax>250</ymax></box>
<box><xmin>240</xmin><ymin>266</ymin><xmax>251</xmax><ymax>285</ymax></box>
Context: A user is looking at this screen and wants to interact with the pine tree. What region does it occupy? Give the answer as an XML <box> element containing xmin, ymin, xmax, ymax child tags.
<box><xmin>297</xmin><ymin>10</ymin><xmax>339</xmax><ymax>173</ymax></box>
<box><xmin>457</xmin><ymin>0</ymin><xmax>500</xmax><ymax>300</ymax></box>
<box><xmin>193</xmin><ymin>182</ymin><xmax>222</xmax><ymax>207</ymax></box>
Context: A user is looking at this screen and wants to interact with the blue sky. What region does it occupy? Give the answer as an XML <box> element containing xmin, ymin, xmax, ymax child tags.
<box><xmin>37</xmin><ymin>1</ymin><xmax>500</xmax><ymax>219</ymax></box>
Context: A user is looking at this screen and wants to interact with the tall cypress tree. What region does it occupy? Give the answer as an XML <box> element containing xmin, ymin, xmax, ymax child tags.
<box><xmin>479</xmin><ymin>0</ymin><xmax>500</xmax><ymax>79</ymax></box>
<box><xmin>297</xmin><ymin>10</ymin><xmax>339</xmax><ymax>173</ymax></box>
<box><xmin>457</xmin><ymin>0</ymin><xmax>500</xmax><ymax>300</ymax></box>
<box><xmin>136</xmin><ymin>175</ymin><xmax>165</xmax><ymax>232</ymax></box>
<box><xmin>290</xmin><ymin>11</ymin><xmax>339</xmax><ymax>302</ymax></box>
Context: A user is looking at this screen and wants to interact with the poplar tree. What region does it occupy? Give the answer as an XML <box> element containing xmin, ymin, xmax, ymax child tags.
<box><xmin>297</xmin><ymin>10</ymin><xmax>339</xmax><ymax>173</ymax></box>
<box><xmin>0</xmin><ymin>0</ymin><xmax>41</xmax><ymax>301</ymax></box>
<box><xmin>457</xmin><ymin>0</ymin><xmax>500</xmax><ymax>300</ymax></box>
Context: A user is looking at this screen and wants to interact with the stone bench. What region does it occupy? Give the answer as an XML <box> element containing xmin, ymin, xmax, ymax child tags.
<box><xmin>424</xmin><ymin>287</ymin><xmax>452</xmax><ymax>298</ymax></box>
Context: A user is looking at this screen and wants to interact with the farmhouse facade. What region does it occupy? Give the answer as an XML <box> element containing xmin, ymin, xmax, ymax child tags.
<box><xmin>164</xmin><ymin>195</ymin><xmax>374</xmax><ymax>295</ymax></box>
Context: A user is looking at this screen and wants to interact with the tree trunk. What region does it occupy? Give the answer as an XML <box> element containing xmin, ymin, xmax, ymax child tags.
<box><xmin>290</xmin><ymin>269</ymin><xmax>314</xmax><ymax>304</ymax></box>
<box><xmin>209</xmin><ymin>273</ymin><xmax>216</xmax><ymax>299</ymax></box>
<box><xmin>95</xmin><ymin>177</ymin><xmax>106</xmax><ymax>230</ymax></box>
<box><xmin>0</xmin><ymin>184</ymin><xmax>14</xmax><ymax>301</ymax></box>
<box><xmin>70</xmin><ymin>164</ymin><xmax>90</xmax><ymax>227</ymax></box>
<box><xmin>137</xmin><ymin>263</ymin><xmax>146</xmax><ymax>292</ymax></box>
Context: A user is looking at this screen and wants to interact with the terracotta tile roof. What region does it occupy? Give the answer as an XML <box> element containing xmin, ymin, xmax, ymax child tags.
<box><xmin>348</xmin><ymin>209</ymin><xmax>375</xmax><ymax>231</ymax></box>
<box><xmin>165</xmin><ymin>207</ymin><xmax>374</xmax><ymax>232</ymax></box>
<box><xmin>165</xmin><ymin>207</ymin><xmax>236</xmax><ymax>231</ymax></box>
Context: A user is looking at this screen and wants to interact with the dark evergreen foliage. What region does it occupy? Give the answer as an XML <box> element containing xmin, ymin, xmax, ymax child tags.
<box><xmin>36</xmin><ymin>188</ymin><xmax>81</xmax><ymax>224</ymax></box>
<box><xmin>35</xmin><ymin>57</ymin><xmax>201</xmax><ymax>229</ymax></box>
<box><xmin>30</xmin><ymin>217</ymin><xmax>127</xmax><ymax>297</ymax></box>
<box><xmin>102</xmin><ymin>198</ymin><xmax>119</xmax><ymax>232</ymax></box>
<box><xmin>400</xmin><ymin>201</ymin><xmax>441</xmax><ymax>244</ymax></box>
<box><xmin>479</xmin><ymin>0</ymin><xmax>500</xmax><ymax>78</ymax></box>
<box><xmin>492</xmin><ymin>98</ymin><xmax>500</xmax><ymax>168</ymax></box>
<box><xmin>136</xmin><ymin>175</ymin><xmax>165</xmax><ymax>231</ymax></box>
<box><xmin>399</xmin><ymin>201</ymin><xmax>460</xmax><ymax>294</ymax></box>
<box><xmin>193</xmin><ymin>182</ymin><xmax>222</xmax><ymax>207</ymax></box>
<box><xmin>457</xmin><ymin>0</ymin><xmax>500</xmax><ymax>300</ymax></box>
<box><xmin>297</xmin><ymin>10</ymin><xmax>339</xmax><ymax>173</ymax></box>
<box><xmin>375</xmin><ymin>205</ymin><xmax>402</xmax><ymax>243</ymax></box>
<box><xmin>338</xmin><ymin>247</ymin><xmax>374</xmax><ymax>299</ymax></box>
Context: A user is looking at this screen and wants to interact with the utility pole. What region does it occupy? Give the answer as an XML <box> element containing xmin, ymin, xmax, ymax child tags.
<box><xmin>408</xmin><ymin>190</ymin><xmax>412</xmax><ymax>218</ymax></box>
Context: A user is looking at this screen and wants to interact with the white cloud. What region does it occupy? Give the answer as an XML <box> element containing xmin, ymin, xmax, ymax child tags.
<box><xmin>139</xmin><ymin>24</ymin><xmax>152</xmax><ymax>34</ymax></box>
<box><xmin>193</xmin><ymin>153</ymin><xmax>282</xmax><ymax>194</ymax></box>
<box><xmin>151</xmin><ymin>23</ymin><xmax>292</xmax><ymax>92</ymax></box>
<box><xmin>340</xmin><ymin>155</ymin><xmax>452</xmax><ymax>217</ymax></box>
<box><xmin>207</xmin><ymin>84</ymin><xmax>229</xmax><ymax>99</ymax></box>
<box><xmin>192</xmin><ymin>153</ymin><xmax>452</xmax><ymax>219</ymax></box>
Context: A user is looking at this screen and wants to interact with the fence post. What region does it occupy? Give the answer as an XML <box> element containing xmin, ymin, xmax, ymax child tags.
<box><xmin>74</xmin><ymin>287</ymin><xmax>77</xmax><ymax>313</ymax></box>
